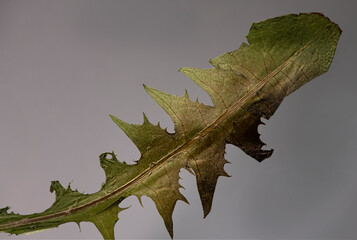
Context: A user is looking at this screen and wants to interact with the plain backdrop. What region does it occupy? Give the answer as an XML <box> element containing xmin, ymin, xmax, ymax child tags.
<box><xmin>0</xmin><ymin>0</ymin><xmax>356</xmax><ymax>239</ymax></box>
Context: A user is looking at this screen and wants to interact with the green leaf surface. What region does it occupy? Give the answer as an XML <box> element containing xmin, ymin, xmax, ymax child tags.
<box><xmin>0</xmin><ymin>13</ymin><xmax>341</xmax><ymax>239</ymax></box>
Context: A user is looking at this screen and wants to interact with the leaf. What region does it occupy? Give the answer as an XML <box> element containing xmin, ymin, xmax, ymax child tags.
<box><xmin>0</xmin><ymin>13</ymin><xmax>341</xmax><ymax>239</ymax></box>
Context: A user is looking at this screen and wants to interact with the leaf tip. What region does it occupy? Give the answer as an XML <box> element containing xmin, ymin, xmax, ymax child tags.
<box><xmin>143</xmin><ymin>85</ymin><xmax>163</xmax><ymax>103</ymax></box>
<box><xmin>143</xmin><ymin>83</ymin><xmax>153</xmax><ymax>93</ymax></box>
<box><xmin>142</xmin><ymin>112</ymin><xmax>149</xmax><ymax>124</ymax></box>
<box><xmin>183</xmin><ymin>89</ymin><xmax>189</xmax><ymax>99</ymax></box>
<box><xmin>109</xmin><ymin>114</ymin><xmax>118</xmax><ymax>123</ymax></box>
<box><xmin>202</xmin><ymin>204</ymin><xmax>212</xmax><ymax>219</ymax></box>
<box><xmin>110</xmin><ymin>115</ymin><xmax>128</xmax><ymax>130</ymax></box>
<box><xmin>0</xmin><ymin>206</ymin><xmax>11</xmax><ymax>215</ymax></box>
<box><xmin>49</xmin><ymin>180</ymin><xmax>66</xmax><ymax>199</ymax></box>
<box><xmin>143</xmin><ymin>84</ymin><xmax>157</xmax><ymax>94</ymax></box>
<box><xmin>75</xmin><ymin>222</ymin><xmax>81</xmax><ymax>232</ymax></box>
<box><xmin>178</xmin><ymin>67</ymin><xmax>192</xmax><ymax>74</ymax></box>
<box><xmin>136</xmin><ymin>196</ymin><xmax>144</xmax><ymax>207</ymax></box>
<box><xmin>166</xmin><ymin>221</ymin><xmax>174</xmax><ymax>239</ymax></box>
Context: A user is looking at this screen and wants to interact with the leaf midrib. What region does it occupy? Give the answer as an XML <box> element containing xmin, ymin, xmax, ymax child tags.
<box><xmin>0</xmin><ymin>31</ymin><xmax>320</xmax><ymax>232</ymax></box>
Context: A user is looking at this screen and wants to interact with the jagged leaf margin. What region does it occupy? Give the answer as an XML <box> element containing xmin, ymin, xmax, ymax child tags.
<box><xmin>0</xmin><ymin>13</ymin><xmax>341</xmax><ymax>239</ymax></box>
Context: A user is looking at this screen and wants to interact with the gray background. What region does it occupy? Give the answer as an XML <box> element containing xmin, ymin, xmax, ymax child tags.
<box><xmin>0</xmin><ymin>0</ymin><xmax>356</xmax><ymax>239</ymax></box>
